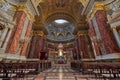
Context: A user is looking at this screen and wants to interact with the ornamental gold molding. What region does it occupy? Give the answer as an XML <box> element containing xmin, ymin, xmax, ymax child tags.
<box><xmin>87</xmin><ymin>2</ymin><xmax>105</xmax><ymax>21</ymax></box>
<box><xmin>0</xmin><ymin>0</ymin><xmax>4</xmax><ymax>4</ymax></box>
<box><xmin>79</xmin><ymin>0</ymin><xmax>86</xmax><ymax>7</ymax></box>
<box><xmin>33</xmin><ymin>31</ymin><xmax>44</xmax><ymax>37</ymax></box>
<box><xmin>74</xmin><ymin>35</ymin><xmax>79</xmax><ymax>40</ymax></box>
<box><xmin>16</xmin><ymin>3</ymin><xmax>35</xmax><ymax>21</ymax></box>
<box><xmin>77</xmin><ymin>30</ymin><xmax>88</xmax><ymax>37</ymax></box>
<box><xmin>34</xmin><ymin>0</ymin><xmax>44</xmax><ymax>6</ymax></box>
<box><xmin>111</xmin><ymin>26</ymin><xmax>117</xmax><ymax>30</ymax></box>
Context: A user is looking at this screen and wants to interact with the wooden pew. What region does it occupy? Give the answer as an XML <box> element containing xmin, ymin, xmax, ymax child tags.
<box><xmin>71</xmin><ymin>60</ymin><xmax>120</xmax><ymax>79</ymax></box>
<box><xmin>0</xmin><ymin>59</ymin><xmax>52</xmax><ymax>79</ymax></box>
<box><xmin>82</xmin><ymin>61</ymin><xmax>120</xmax><ymax>79</ymax></box>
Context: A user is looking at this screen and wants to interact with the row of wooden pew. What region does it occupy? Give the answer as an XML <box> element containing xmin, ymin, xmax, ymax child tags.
<box><xmin>0</xmin><ymin>59</ymin><xmax>51</xmax><ymax>79</ymax></box>
<box><xmin>71</xmin><ymin>60</ymin><xmax>120</xmax><ymax>79</ymax></box>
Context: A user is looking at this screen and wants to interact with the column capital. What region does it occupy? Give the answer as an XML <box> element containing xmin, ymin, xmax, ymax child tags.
<box><xmin>32</xmin><ymin>30</ymin><xmax>45</xmax><ymax>37</ymax></box>
<box><xmin>111</xmin><ymin>26</ymin><xmax>117</xmax><ymax>30</ymax></box>
<box><xmin>77</xmin><ymin>30</ymin><xmax>88</xmax><ymax>37</ymax></box>
<box><xmin>87</xmin><ymin>2</ymin><xmax>105</xmax><ymax>21</ymax></box>
<box><xmin>0</xmin><ymin>0</ymin><xmax>5</xmax><ymax>4</ymax></box>
<box><xmin>74</xmin><ymin>35</ymin><xmax>78</xmax><ymax>40</ymax></box>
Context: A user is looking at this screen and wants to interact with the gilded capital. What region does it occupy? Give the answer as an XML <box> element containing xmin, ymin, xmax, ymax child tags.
<box><xmin>77</xmin><ymin>30</ymin><xmax>88</xmax><ymax>37</ymax></box>
<box><xmin>34</xmin><ymin>0</ymin><xmax>44</xmax><ymax>6</ymax></box>
<box><xmin>111</xmin><ymin>26</ymin><xmax>117</xmax><ymax>30</ymax></box>
<box><xmin>0</xmin><ymin>0</ymin><xmax>5</xmax><ymax>4</ymax></box>
<box><xmin>87</xmin><ymin>2</ymin><xmax>105</xmax><ymax>21</ymax></box>
<box><xmin>33</xmin><ymin>31</ymin><xmax>44</xmax><ymax>37</ymax></box>
<box><xmin>74</xmin><ymin>35</ymin><xmax>78</xmax><ymax>40</ymax></box>
<box><xmin>16</xmin><ymin>3</ymin><xmax>35</xmax><ymax>21</ymax></box>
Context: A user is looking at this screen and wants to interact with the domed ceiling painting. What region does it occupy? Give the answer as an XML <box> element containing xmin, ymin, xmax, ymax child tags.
<box><xmin>46</xmin><ymin>19</ymin><xmax>75</xmax><ymax>42</ymax></box>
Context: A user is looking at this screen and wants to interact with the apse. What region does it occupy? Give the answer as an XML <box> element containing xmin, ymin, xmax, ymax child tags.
<box><xmin>46</xmin><ymin>19</ymin><xmax>75</xmax><ymax>42</ymax></box>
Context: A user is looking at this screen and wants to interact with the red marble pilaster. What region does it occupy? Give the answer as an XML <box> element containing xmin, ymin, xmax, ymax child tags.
<box><xmin>88</xmin><ymin>20</ymin><xmax>101</xmax><ymax>56</ymax></box>
<box><xmin>33</xmin><ymin>36</ymin><xmax>42</xmax><ymax>58</ymax></box>
<box><xmin>72</xmin><ymin>47</ymin><xmax>77</xmax><ymax>60</ymax></box>
<box><xmin>25</xmin><ymin>21</ymin><xmax>33</xmax><ymax>37</ymax></box>
<box><xmin>78</xmin><ymin>35</ymin><xmax>92</xmax><ymax>59</ymax></box>
<box><xmin>28</xmin><ymin>36</ymin><xmax>36</xmax><ymax>58</ymax></box>
<box><xmin>6</xmin><ymin>11</ymin><xmax>26</xmax><ymax>53</ymax></box>
<box><xmin>76</xmin><ymin>39</ymin><xmax>81</xmax><ymax>60</ymax></box>
<box><xmin>21</xmin><ymin>21</ymin><xmax>33</xmax><ymax>56</ymax></box>
<box><xmin>21</xmin><ymin>41</ymin><xmax>28</xmax><ymax>56</ymax></box>
<box><xmin>27</xmin><ymin>35</ymin><xmax>44</xmax><ymax>59</ymax></box>
<box><xmin>95</xmin><ymin>10</ymin><xmax>120</xmax><ymax>53</ymax></box>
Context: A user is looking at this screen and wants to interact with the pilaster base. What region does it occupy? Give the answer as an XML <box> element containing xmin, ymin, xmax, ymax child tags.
<box><xmin>6</xmin><ymin>54</ymin><xmax>21</xmax><ymax>60</ymax></box>
<box><xmin>20</xmin><ymin>56</ymin><xmax>27</xmax><ymax>60</ymax></box>
<box><xmin>0</xmin><ymin>48</ymin><xmax>5</xmax><ymax>53</ymax></box>
<box><xmin>0</xmin><ymin>53</ymin><xmax>27</xmax><ymax>60</ymax></box>
<box><xmin>95</xmin><ymin>53</ymin><xmax>120</xmax><ymax>60</ymax></box>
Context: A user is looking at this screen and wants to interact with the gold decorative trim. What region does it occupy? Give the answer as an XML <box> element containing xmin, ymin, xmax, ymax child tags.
<box><xmin>16</xmin><ymin>3</ymin><xmax>35</xmax><ymax>21</ymax></box>
<box><xmin>77</xmin><ymin>30</ymin><xmax>88</xmax><ymax>36</ymax></box>
<box><xmin>34</xmin><ymin>0</ymin><xmax>44</xmax><ymax>6</ymax></box>
<box><xmin>111</xmin><ymin>26</ymin><xmax>117</xmax><ymax>30</ymax></box>
<box><xmin>87</xmin><ymin>2</ymin><xmax>105</xmax><ymax>21</ymax></box>
<box><xmin>33</xmin><ymin>31</ymin><xmax>44</xmax><ymax>37</ymax></box>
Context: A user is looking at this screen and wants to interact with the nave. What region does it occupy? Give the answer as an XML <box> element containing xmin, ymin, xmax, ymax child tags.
<box><xmin>0</xmin><ymin>0</ymin><xmax>120</xmax><ymax>80</ymax></box>
<box><xmin>0</xmin><ymin>59</ymin><xmax>120</xmax><ymax>80</ymax></box>
<box><xmin>35</xmin><ymin>64</ymin><xmax>95</xmax><ymax>80</ymax></box>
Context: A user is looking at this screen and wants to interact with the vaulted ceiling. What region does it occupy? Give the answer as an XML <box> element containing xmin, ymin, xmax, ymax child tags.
<box><xmin>46</xmin><ymin>19</ymin><xmax>75</xmax><ymax>42</ymax></box>
<box><xmin>34</xmin><ymin>0</ymin><xmax>88</xmax><ymax>43</ymax></box>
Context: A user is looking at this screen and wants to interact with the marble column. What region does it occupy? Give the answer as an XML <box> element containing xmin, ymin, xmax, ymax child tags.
<box><xmin>3</xmin><ymin>28</ymin><xmax>12</xmax><ymax>49</ymax></box>
<box><xmin>112</xmin><ymin>27</ymin><xmax>120</xmax><ymax>48</ymax></box>
<box><xmin>92</xmin><ymin>16</ymin><xmax>106</xmax><ymax>55</ymax></box>
<box><xmin>34</xmin><ymin>36</ymin><xmax>44</xmax><ymax>58</ymax></box>
<box><xmin>28</xmin><ymin>31</ymin><xmax>44</xmax><ymax>58</ymax></box>
<box><xmin>88</xmin><ymin>20</ymin><xmax>101</xmax><ymax>56</ymax></box>
<box><xmin>76</xmin><ymin>39</ymin><xmax>81</xmax><ymax>60</ymax></box>
<box><xmin>6</xmin><ymin>11</ymin><xmax>26</xmax><ymax>53</ymax></box>
<box><xmin>78</xmin><ymin>35</ymin><xmax>89</xmax><ymax>59</ymax></box>
<box><xmin>75</xmin><ymin>43</ymin><xmax>80</xmax><ymax>60</ymax></box>
<box><xmin>20</xmin><ymin>17</ymin><xmax>29</xmax><ymax>40</ymax></box>
<box><xmin>95</xmin><ymin>10</ymin><xmax>120</xmax><ymax>53</ymax></box>
<box><xmin>28</xmin><ymin>36</ymin><xmax>37</xmax><ymax>58</ymax></box>
<box><xmin>0</xmin><ymin>27</ymin><xmax>9</xmax><ymax>47</ymax></box>
<box><xmin>20</xmin><ymin>21</ymin><xmax>33</xmax><ymax>56</ymax></box>
<box><xmin>72</xmin><ymin>47</ymin><xmax>77</xmax><ymax>60</ymax></box>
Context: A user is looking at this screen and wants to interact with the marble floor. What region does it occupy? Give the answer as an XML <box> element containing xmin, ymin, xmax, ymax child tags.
<box><xmin>35</xmin><ymin>64</ymin><xmax>95</xmax><ymax>80</ymax></box>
